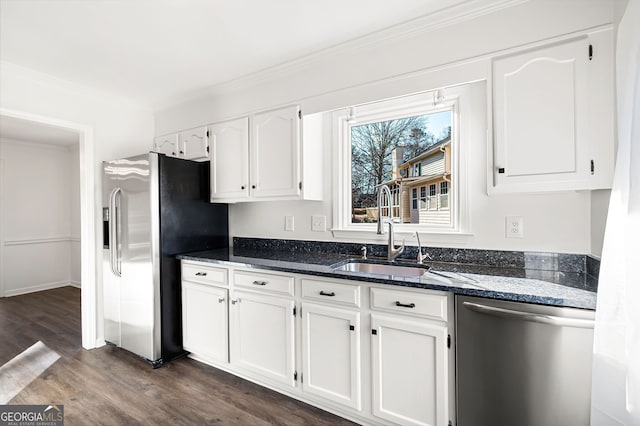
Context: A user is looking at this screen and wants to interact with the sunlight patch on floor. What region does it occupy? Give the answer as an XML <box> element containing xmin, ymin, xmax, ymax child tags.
<box><xmin>0</xmin><ymin>341</ymin><xmax>60</xmax><ymax>403</ymax></box>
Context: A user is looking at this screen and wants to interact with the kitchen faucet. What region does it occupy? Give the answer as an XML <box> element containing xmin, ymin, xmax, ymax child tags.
<box><xmin>376</xmin><ymin>184</ymin><xmax>404</xmax><ymax>261</ymax></box>
<box><xmin>415</xmin><ymin>232</ymin><xmax>431</xmax><ymax>264</ymax></box>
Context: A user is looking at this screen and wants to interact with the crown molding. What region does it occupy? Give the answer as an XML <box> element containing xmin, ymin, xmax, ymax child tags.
<box><xmin>155</xmin><ymin>0</ymin><xmax>528</xmax><ymax>110</ymax></box>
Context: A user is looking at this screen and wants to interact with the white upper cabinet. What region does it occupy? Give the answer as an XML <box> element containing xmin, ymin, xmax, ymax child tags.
<box><xmin>153</xmin><ymin>134</ymin><xmax>178</xmax><ymax>157</ymax></box>
<box><xmin>251</xmin><ymin>105</ymin><xmax>301</xmax><ymax>199</ymax></box>
<box><xmin>490</xmin><ymin>28</ymin><xmax>614</xmax><ymax>193</ymax></box>
<box><xmin>178</xmin><ymin>126</ymin><xmax>209</xmax><ymax>160</ymax></box>
<box><xmin>153</xmin><ymin>127</ymin><xmax>209</xmax><ymax>161</ymax></box>
<box><xmin>209</xmin><ymin>105</ymin><xmax>323</xmax><ymax>203</ymax></box>
<box><xmin>209</xmin><ymin>117</ymin><xmax>250</xmax><ymax>200</ymax></box>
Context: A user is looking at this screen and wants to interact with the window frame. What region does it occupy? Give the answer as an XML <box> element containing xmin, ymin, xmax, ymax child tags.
<box><xmin>332</xmin><ymin>84</ymin><xmax>473</xmax><ymax>237</ymax></box>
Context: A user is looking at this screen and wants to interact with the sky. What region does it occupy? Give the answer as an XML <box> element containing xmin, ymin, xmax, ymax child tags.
<box><xmin>425</xmin><ymin>110</ymin><xmax>451</xmax><ymax>139</ymax></box>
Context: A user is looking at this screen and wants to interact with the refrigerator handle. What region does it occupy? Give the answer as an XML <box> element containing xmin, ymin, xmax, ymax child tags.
<box><xmin>462</xmin><ymin>301</ymin><xmax>595</xmax><ymax>329</ymax></box>
<box><xmin>109</xmin><ymin>187</ymin><xmax>122</xmax><ymax>277</ymax></box>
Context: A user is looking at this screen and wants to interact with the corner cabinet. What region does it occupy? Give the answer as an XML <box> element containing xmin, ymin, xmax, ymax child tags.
<box><xmin>209</xmin><ymin>105</ymin><xmax>323</xmax><ymax>203</ymax></box>
<box><xmin>490</xmin><ymin>28</ymin><xmax>614</xmax><ymax>193</ymax></box>
<box><xmin>153</xmin><ymin>126</ymin><xmax>209</xmax><ymax>161</ymax></box>
<box><xmin>180</xmin><ymin>260</ymin><xmax>455</xmax><ymax>426</ymax></box>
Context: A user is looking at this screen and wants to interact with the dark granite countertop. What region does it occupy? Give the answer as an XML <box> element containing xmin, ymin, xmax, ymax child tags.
<box><xmin>177</xmin><ymin>247</ymin><xmax>597</xmax><ymax>310</ymax></box>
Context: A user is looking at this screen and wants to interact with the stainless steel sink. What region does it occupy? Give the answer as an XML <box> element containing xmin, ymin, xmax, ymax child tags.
<box><xmin>332</xmin><ymin>260</ymin><xmax>430</xmax><ymax>278</ymax></box>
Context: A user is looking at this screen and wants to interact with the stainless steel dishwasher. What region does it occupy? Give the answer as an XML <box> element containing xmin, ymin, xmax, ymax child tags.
<box><xmin>455</xmin><ymin>295</ymin><xmax>595</xmax><ymax>426</ymax></box>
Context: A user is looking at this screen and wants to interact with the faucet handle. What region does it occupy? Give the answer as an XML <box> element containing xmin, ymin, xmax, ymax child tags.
<box><xmin>417</xmin><ymin>250</ymin><xmax>432</xmax><ymax>264</ymax></box>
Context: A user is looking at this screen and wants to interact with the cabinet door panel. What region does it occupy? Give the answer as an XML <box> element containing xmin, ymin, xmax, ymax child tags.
<box><xmin>492</xmin><ymin>36</ymin><xmax>590</xmax><ymax>190</ymax></box>
<box><xmin>182</xmin><ymin>282</ymin><xmax>228</xmax><ymax>364</ymax></box>
<box><xmin>154</xmin><ymin>134</ymin><xmax>178</xmax><ymax>157</ymax></box>
<box><xmin>179</xmin><ymin>127</ymin><xmax>208</xmax><ymax>160</ymax></box>
<box><xmin>251</xmin><ymin>106</ymin><xmax>300</xmax><ymax>198</ymax></box>
<box><xmin>302</xmin><ymin>303</ymin><xmax>361</xmax><ymax>410</ymax></box>
<box><xmin>371</xmin><ymin>314</ymin><xmax>448</xmax><ymax>426</ymax></box>
<box><xmin>210</xmin><ymin>117</ymin><xmax>250</xmax><ymax>200</ymax></box>
<box><xmin>230</xmin><ymin>290</ymin><xmax>295</xmax><ymax>388</ymax></box>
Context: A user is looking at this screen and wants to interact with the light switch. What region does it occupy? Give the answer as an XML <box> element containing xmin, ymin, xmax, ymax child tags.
<box><xmin>285</xmin><ymin>215</ymin><xmax>294</xmax><ymax>232</ymax></box>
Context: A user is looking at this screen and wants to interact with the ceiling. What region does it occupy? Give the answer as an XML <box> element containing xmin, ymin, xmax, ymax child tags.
<box><xmin>0</xmin><ymin>115</ymin><xmax>79</xmax><ymax>146</ymax></box>
<box><xmin>0</xmin><ymin>0</ymin><xmax>485</xmax><ymax>108</ymax></box>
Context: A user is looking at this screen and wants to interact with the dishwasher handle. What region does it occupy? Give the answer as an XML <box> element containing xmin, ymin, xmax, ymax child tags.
<box><xmin>462</xmin><ymin>301</ymin><xmax>595</xmax><ymax>329</ymax></box>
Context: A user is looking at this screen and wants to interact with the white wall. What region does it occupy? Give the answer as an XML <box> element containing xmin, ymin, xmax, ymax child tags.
<box><xmin>155</xmin><ymin>0</ymin><xmax>615</xmax><ymax>255</ymax></box>
<box><xmin>69</xmin><ymin>144</ymin><xmax>81</xmax><ymax>285</ymax></box>
<box><xmin>0</xmin><ymin>61</ymin><xmax>154</xmax><ymax>347</ymax></box>
<box><xmin>0</xmin><ymin>138</ymin><xmax>78</xmax><ymax>296</ymax></box>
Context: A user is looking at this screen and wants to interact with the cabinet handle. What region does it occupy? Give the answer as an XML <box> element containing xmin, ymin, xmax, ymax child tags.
<box><xmin>195</xmin><ymin>272</ymin><xmax>207</xmax><ymax>276</ymax></box>
<box><xmin>218</xmin><ymin>298</ymin><xmax>225</xmax><ymax>303</ymax></box>
<box><xmin>241</xmin><ymin>185</ymin><xmax>245</xmax><ymax>190</ymax></box>
<box><xmin>251</xmin><ymin>185</ymin><xmax>256</xmax><ymax>189</ymax></box>
<box><xmin>180</xmin><ymin>150</ymin><xmax>184</xmax><ymax>154</ymax></box>
<box><xmin>231</xmin><ymin>299</ymin><xmax>240</xmax><ymax>305</ymax></box>
<box><xmin>319</xmin><ymin>291</ymin><xmax>335</xmax><ymax>297</ymax></box>
<box><xmin>171</xmin><ymin>152</ymin><xmax>176</xmax><ymax>156</ymax></box>
<box><xmin>252</xmin><ymin>280</ymin><xmax>267</xmax><ymax>286</ymax></box>
<box><xmin>497</xmin><ymin>167</ymin><xmax>505</xmax><ymax>174</ymax></box>
<box><xmin>395</xmin><ymin>301</ymin><xmax>416</xmax><ymax>308</ymax></box>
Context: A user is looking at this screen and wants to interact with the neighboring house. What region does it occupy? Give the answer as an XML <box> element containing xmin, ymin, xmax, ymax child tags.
<box><xmin>381</xmin><ymin>136</ymin><xmax>451</xmax><ymax>225</ymax></box>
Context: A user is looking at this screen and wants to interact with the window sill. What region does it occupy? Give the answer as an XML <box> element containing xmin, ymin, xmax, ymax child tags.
<box><xmin>330</xmin><ymin>227</ymin><xmax>474</xmax><ymax>245</ymax></box>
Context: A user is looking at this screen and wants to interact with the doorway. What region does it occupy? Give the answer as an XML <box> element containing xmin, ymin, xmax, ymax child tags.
<box><xmin>0</xmin><ymin>109</ymin><xmax>97</xmax><ymax>350</ymax></box>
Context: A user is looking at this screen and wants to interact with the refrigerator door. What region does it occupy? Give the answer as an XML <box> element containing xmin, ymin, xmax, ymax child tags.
<box><xmin>103</xmin><ymin>154</ymin><xmax>159</xmax><ymax>361</ymax></box>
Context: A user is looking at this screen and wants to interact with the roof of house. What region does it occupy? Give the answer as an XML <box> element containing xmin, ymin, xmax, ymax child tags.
<box><xmin>399</xmin><ymin>136</ymin><xmax>451</xmax><ymax>168</ymax></box>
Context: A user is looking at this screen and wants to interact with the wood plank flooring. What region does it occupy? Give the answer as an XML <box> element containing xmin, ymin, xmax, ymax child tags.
<box><xmin>0</xmin><ymin>287</ymin><xmax>356</xmax><ymax>425</ymax></box>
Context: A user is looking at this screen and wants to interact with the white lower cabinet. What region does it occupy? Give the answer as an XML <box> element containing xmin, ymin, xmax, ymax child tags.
<box><xmin>230</xmin><ymin>289</ymin><xmax>296</xmax><ymax>388</ymax></box>
<box><xmin>371</xmin><ymin>314</ymin><xmax>449</xmax><ymax>426</ymax></box>
<box><xmin>181</xmin><ymin>261</ymin><xmax>453</xmax><ymax>426</ymax></box>
<box><xmin>181</xmin><ymin>281</ymin><xmax>229</xmax><ymax>364</ymax></box>
<box><xmin>301</xmin><ymin>302</ymin><xmax>361</xmax><ymax>410</ymax></box>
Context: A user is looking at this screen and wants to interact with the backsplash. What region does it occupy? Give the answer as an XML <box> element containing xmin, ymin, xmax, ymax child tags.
<box><xmin>232</xmin><ymin>237</ymin><xmax>601</xmax><ymax>277</ymax></box>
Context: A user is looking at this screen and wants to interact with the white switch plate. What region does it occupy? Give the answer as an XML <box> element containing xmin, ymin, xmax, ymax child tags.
<box><xmin>285</xmin><ymin>215</ymin><xmax>294</xmax><ymax>232</ymax></box>
<box><xmin>505</xmin><ymin>216</ymin><xmax>523</xmax><ymax>238</ymax></box>
<box><xmin>311</xmin><ymin>215</ymin><xmax>326</xmax><ymax>232</ymax></box>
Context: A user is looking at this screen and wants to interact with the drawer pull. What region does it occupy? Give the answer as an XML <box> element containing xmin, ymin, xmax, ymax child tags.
<box><xmin>195</xmin><ymin>272</ymin><xmax>207</xmax><ymax>276</ymax></box>
<box><xmin>218</xmin><ymin>298</ymin><xmax>225</xmax><ymax>303</ymax></box>
<box><xmin>319</xmin><ymin>291</ymin><xmax>336</xmax><ymax>297</ymax></box>
<box><xmin>252</xmin><ymin>280</ymin><xmax>267</xmax><ymax>286</ymax></box>
<box><xmin>395</xmin><ymin>301</ymin><xmax>416</xmax><ymax>309</ymax></box>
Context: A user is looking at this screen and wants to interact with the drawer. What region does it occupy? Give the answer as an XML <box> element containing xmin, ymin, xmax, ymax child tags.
<box><xmin>234</xmin><ymin>270</ymin><xmax>294</xmax><ymax>296</ymax></box>
<box><xmin>370</xmin><ymin>287</ymin><xmax>447</xmax><ymax>322</ymax></box>
<box><xmin>181</xmin><ymin>261</ymin><xmax>227</xmax><ymax>286</ymax></box>
<box><xmin>301</xmin><ymin>279</ymin><xmax>361</xmax><ymax>308</ymax></box>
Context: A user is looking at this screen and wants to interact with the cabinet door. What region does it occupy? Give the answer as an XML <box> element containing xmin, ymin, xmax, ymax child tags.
<box><xmin>301</xmin><ymin>302</ymin><xmax>361</xmax><ymax>410</ymax></box>
<box><xmin>153</xmin><ymin>134</ymin><xmax>178</xmax><ymax>157</ymax></box>
<box><xmin>250</xmin><ymin>105</ymin><xmax>301</xmax><ymax>198</ymax></box>
<box><xmin>179</xmin><ymin>127</ymin><xmax>209</xmax><ymax>160</ymax></box>
<box><xmin>182</xmin><ymin>282</ymin><xmax>228</xmax><ymax>364</ymax></box>
<box><xmin>230</xmin><ymin>290</ymin><xmax>296</xmax><ymax>388</ymax></box>
<box><xmin>492</xmin><ymin>37</ymin><xmax>590</xmax><ymax>192</ymax></box>
<box><xmin>371</xmin><ymin>314</ymin><xmax>449</xmax><ymax>426</ymax></box>
<box><xmin>209</xmin><ymin>117</ymin><xmax>250</xmax><ymax>200</ymax></box>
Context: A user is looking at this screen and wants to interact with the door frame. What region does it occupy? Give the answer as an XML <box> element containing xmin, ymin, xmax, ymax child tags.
<box><xmin>0</xmin><ymin>107</ymin><xmax>98</xmax><ymax>350</ymax></box>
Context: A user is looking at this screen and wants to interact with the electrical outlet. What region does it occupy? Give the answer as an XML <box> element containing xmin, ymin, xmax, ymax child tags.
<box><xmin>311</xmin><ymin>215</ymin><xmax>326</xmax><ymax>232</ymax></box>
<box><xmin>505</xmin><ymin>216</ymin><xmax>523</xmax><ymax>238</ymax></box>
<box><xmin>285</xmin><ymin>215</ymin><xmax>294</xmax><ymax>232</ymax></box>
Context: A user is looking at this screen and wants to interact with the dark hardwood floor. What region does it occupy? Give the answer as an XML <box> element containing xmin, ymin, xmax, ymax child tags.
<box><xmin>0</xmin><ymin>287</ymin><xmax>356</xmax><ymax>425</ymax></box>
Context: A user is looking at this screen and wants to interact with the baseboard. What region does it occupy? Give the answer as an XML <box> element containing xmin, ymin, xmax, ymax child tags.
<box><xmin>4</xmin><ymin>280</ymin><xmax>74</xmax><ymax>297</ymax></box>
<box><xmin>69</xmin><ymin>280</ymin><xmax>82</xmax><ymax>288</ymax></box>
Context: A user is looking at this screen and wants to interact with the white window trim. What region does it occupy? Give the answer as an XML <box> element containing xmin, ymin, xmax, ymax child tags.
<box><xmin>331</xmin><ymin>85</ymin><xmax>473</xmax><ymax>240</ymax></box>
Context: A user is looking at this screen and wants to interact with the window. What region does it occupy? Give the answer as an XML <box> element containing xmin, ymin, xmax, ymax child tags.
<box><xmin>440</xmin><ymin>181</ymin><xmax>449</xmax><ymax>209</ymax></box>
<box><xmin>428</xmin><ymin>184</ymin><xmax>437</xmax><ymax>210</ymax></box>
<box><xmin>333</xmin><ymin>82</ymin><xmax>479</xmax><ymax>235</ymax></box>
